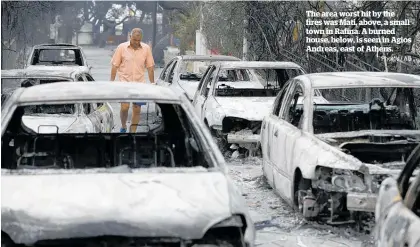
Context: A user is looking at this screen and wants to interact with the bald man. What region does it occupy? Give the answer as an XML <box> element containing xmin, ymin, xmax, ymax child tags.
<box><xmin>110</xmin><ymin>28</ymin><xmax>155</xmax><ymax>133</ymax></box>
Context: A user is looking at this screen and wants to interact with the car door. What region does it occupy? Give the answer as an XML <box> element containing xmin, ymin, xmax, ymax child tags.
<box><xmin>377</xmin><ymin>175</ymin><xmax>420</xmax><ymax>247</ymax></box>
<box><xmin>261</xmin><ymin>82</ymin><xmax>291</xmax><ymax>186</ymax></box>
<box><xmin>271</xmin><ymin>80</ymin><xmax>307</xmax><ymax>201</ymax></box>
<box><xmin>156</xmin><ymin>59</ymin><xmax>175</xmax><ymax>85</ymax></box>
<box><xmin>375</xmin><ymin>145</ymin><xmax>420</xmax><ymax>247</ymax></box>
<box><xmin>193</xmin><ymin>65</ymin><xmax>217</xmax><ymax>120</ymax></box>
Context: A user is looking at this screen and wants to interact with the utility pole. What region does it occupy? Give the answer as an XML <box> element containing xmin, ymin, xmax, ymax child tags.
<box><xmin>242</xmin><ymin>2</ymin><xmax>249</xmax><ymax>60</ymax></box>
<box><xmin>152</xmin><ymin>1</ymin><xmax>158</xmax><ymax>49</ymax></box>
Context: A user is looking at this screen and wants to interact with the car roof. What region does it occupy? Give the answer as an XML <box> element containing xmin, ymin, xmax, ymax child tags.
<box><xmin>178</xmin><ymin>55</ymin><xmax>240</xmax><ymax>61</ymax></box>
<box><xmin>296</xmin><ymin>72</ymin><xmax>420</xmax><ymax>88</ymax></box>
<box><xmin>213</xmin><ymin>61</ymin><xmax>303</xmax><ymax>70</ymax></box>
<box><xmin>2</xmin><ymin>66</ymin><xmax>87</xmax><ymax>79</ymax></box>
<box><xmin>15</xmin><ymin>82</ymin><xmax>182</xmax><ymax>104</ymax></box>
<box><xmin>33</xmin><ymin>43</ymin><xmax>81</xmax><ymax>49</ymax></box>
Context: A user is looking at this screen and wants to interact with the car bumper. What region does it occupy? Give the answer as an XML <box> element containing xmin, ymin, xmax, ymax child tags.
<box><xmin>346</xmin><ymin>192</ymin><xmax>377</xmax><ymax>212</ymax></box>
<box><xmin>227</xmin><ymin>133</ymin><xmax>260</xmax><ymax>144</ymax></box>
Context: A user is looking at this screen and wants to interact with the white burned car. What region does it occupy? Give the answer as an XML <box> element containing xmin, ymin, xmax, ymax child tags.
<box><xmin>192</xmin><ymin>61</ymin><xmax>305</xmax><ymax>157</ymax></box>
<box><xmin>3</xmin><ymin>81</ymin><xmax>113</xmax><ymax>134</ymax></box>
<box><xmin>1</xmin><ymin>66</ymin><xmax>95</xmax><ymax>104</ymax></box>
<box><xmin>1</xmin><ymin>82</ymin><xmax>255</xmax><ymax>247</ymax></box>
<box><xmin>375</xmin><ymin>144</ymin><xmax>420</xmax><ymax>247</ymax></box>
<box><xmin>261</xmin><ymin>72</ymin><xmax>420</xmax><ymax>223</ymax></box>
<box><xmin>157</xmin><ymin>55</ymin><xmax>240</xmax><ymax>101</ymax></box>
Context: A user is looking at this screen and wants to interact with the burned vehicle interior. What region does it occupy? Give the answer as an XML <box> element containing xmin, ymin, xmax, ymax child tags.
<box><xmin>312</xmin><ymin>88</ymin><xmax>419</xmax><ymax>133</ymax></box>
<box><xmin>286</xmin><ymin>86</ymin><xmax>420</xmax><ymax>164</ymax></box>
<box><xmin>178</xmin><ymin>60</ymin><xmax>212</xmax><ymax>81</ymax></box>
<box><xmin>214</xmin><ymin>68</ymin><xmax>301</xmax><ymax>97</ymax></box>
<box><xmin>2</xmin><ymin>102</ymin><xmax>212</xmax><ymax>170</ymax></box>
<box><xmin>30</xmin><ymin>48</ymin><xmax>83</xmax><ymax>66</ymax></box>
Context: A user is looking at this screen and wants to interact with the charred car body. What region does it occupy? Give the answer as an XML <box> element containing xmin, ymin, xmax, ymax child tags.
<box><xmin>192</xmin><ymin>61</ymin><xmax>305</xmax><ymax>157</ymax></box>
<box><xmin>1</xmin><ymin>66</ymin><xmax>95</xmax><ymax>103</ymax></box>
<box><xmin>374</xmin><ymin>144</ymin><xmax>420</xmax><ymax>247</ymax></box>
<box><xmin>26</xmin><ymin>43</ymin><xmax>92</xmax><ymax>72</ymax></box>
<box><xmin>260</xmin><ymin>72</ymin><xmax>420</xmax><ymax>224</ymax></box>
<box><xmin>2</xmin><ymin>69</ymin><xmax>113</xmax><ymax>133</ymax></box>
<box><xmin>1</xmin><ymin>82</ymin><xmax>255</xmax><ymax>247</ymax></box>
<box><xmin>157</xmin><ymin>55</ymin><xmax>240</xmax><ymax>101</ymax></box>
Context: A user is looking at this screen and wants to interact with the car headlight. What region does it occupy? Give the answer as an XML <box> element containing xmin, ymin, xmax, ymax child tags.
<box><xmin>331</xmin><ymin>169</ymin><xmax>367</xmax><ymax>191</ymax></box>
<box><xmin>315</xmin><ymin>166</ymin><xmax>367</xmax><ymax>192</ymax></box>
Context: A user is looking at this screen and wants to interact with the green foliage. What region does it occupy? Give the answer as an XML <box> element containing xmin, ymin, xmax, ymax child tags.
<box><xmin>169</xmin><ymin>3</ymin><xmax>200</xmax><ymax>53</ymax></box>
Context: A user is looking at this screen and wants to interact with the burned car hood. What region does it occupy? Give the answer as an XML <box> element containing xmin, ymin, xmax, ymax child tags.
<box><xmin>1</xmin><ymin>172</ymin><xmax>233</xmax><ymax>245</ymax></box>
<box><xmin>22</xmin><ymin>115</ymin><xmax>77</xmax><ymax>133</ymax></box>
<box><xmin>316</xmin><ymin>130</ymin><xmax>420</xmax><ymax>175</ymax></box>
<box><xmin>178</xmin><ymin>80</ymin><xmax>200</xmax><ymax>100</ymax></box>
<box><xmin>215</xmin><ymin>97</ymin><xmax>275</xmax><ymax>121</ymax></box>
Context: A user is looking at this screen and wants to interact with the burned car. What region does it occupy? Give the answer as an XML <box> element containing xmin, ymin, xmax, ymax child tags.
<box><xmin>1</xmin><ymin>82</ymin><xmax>255</xmax><ymax>247</ymax></box>
<box><xmin>192</xmin><ymin>61</ymin><xmax>305</xmax><ymax>157</ymax></box>
<box><xmin>26</xmin><ymin>43</ymin><xmax>92</xmax><ymax>72</ymax></box>
<box><xmin>157</xmin><ymin>55</ymin><xmax>240</xmax><ymax>101</ymax></box>
<box><xmin>2</xmin><ymin>78</ymin><xmax>113</xmax><ymax>134</ymax></box>
<box><xmin>374</xmin><ymin>144</ymin><xmax>420</xmax><ymax>247</ymax></box>
<box><xmin>261</xmin><ymin>72</ymin><xmax>420</xmax><ymax>224</ymax></box>
<box><xmin>1</xmin><ymin>66</ymin><xmax>95</xmax><ymax>104</ymax></box>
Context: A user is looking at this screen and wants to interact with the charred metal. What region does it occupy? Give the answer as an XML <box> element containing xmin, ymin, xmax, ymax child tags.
<box><xmin>222</xmin><ymin>117</ymin><xmax>262</xmax><ymax>135</ymax></box>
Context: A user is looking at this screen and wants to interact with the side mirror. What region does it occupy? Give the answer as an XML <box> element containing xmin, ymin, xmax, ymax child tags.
<box><xmin>89</xmin><ymin>65</ymin><xmax>93</xmax><ymax>70</ymax></box>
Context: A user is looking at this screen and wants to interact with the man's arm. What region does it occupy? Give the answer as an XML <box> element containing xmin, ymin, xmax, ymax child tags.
<box><xmin>147</xmin><ymin>66</ymin><xmax>155</xmax><ymax>84</ymax></box>
<box><xmin>111</xmin><ymin>65</ymin><xmax>118</xmax><ymax>81</ymax></box>
<box><xmin>110</xmin><ymin>46</ymin><xmax>122</xmax><ymax>81</ymax></box>
<box><xmin>145</xmin><ymin>45</ymin><xmax>155</xmax><ymax>84</ymax></box>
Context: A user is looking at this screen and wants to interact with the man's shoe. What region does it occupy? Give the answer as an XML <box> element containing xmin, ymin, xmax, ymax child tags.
<box><xmin>120</xmin><ymin>127</ymin><xmax>127</xmax><ymax>133</ymax></box>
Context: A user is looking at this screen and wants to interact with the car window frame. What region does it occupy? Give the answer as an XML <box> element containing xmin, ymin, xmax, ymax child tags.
<box><xmin>160</xmin><ymin>59</ymin><xmax>175</xmax><ymax>81</ymax></box>
<box><xmin>166</xmin><ymin>60</ymin><xmax>179</xmax><ymax>84</ymax></box>
<box><xmin>279</xmin><ymin>80</ymin><xmax>305</xmax><ymax>128</ymax></box>
<box><xmin>403</xmin><ymin>171</ymin><xmax>420</xmax><ymax>214</ymax></box>
<box><xmin>272</xmin><ymin>79</ymin><xmax>293</xmax><ymax>117</ymax></box>
<box><xmin>399</xmin><ymin>144</ymin><xmax>420</xmax><ymax>198</ymax></box>
<box><xmin>200</xmin><ymin>65</ymin><xmax>217</xmax><ymax>97</ymax></box>
<box><xmin>279</xmin><ymin>80</ymin><xmax>298</xmax><ymax>120</ymax></box>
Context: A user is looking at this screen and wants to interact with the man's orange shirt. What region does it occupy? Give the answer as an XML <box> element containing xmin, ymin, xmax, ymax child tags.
<box><xmin>111</xmin><ymin>41</ymin><xmax>155</xmax><ymax>82</ymax></box>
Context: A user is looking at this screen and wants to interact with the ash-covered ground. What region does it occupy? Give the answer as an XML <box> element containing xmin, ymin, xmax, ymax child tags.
<box><xmin>86</xmin><ymin>46</ymin><xmax>376</xmax><ymax>246</ymax></box>
<box><xmin>228</xmin><ymin>157</ymin><xmax>374</xmax><ymax>247</ymax></box>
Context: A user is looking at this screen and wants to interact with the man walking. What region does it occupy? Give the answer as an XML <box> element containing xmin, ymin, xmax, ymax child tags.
<box><xmin>110</xmin><ymin>28</ymin><xmax>155</xmax><ymax>133</ymax></box>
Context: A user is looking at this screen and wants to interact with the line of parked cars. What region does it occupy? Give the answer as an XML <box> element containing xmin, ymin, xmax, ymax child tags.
<box><xmin>2</xmin><ymin>43</ymin><xmax>420</xmax><ymax>247</ymax></box>
<box><xmin>156</xmin><ymin>53</ymin><xmax>420</xmax><ymax>246</ymax></box>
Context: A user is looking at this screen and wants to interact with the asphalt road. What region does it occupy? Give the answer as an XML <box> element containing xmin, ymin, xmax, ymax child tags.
<box><xmin>84</xmin><ymin>46</ymin><xmax>373</xmax><ymax>247</ymax></box>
